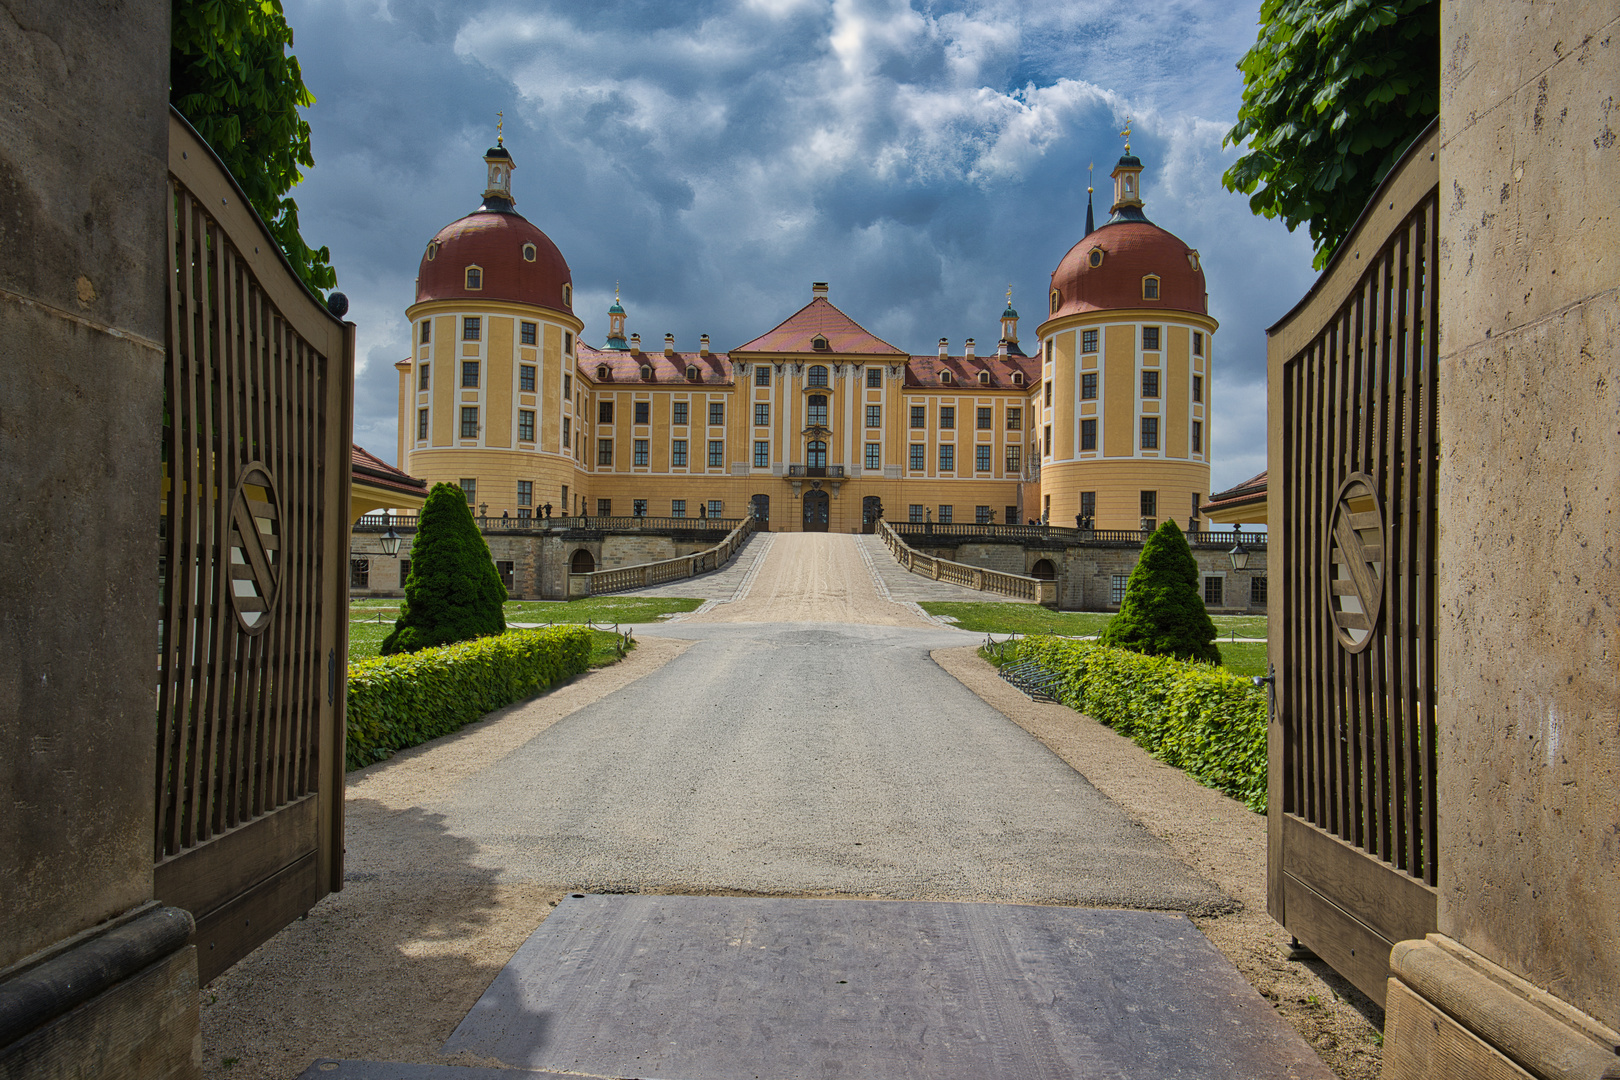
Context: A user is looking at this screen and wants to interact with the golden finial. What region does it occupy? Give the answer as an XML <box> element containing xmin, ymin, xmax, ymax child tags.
<box><xmin>1121</xmin><ymin>117</ymin><xmax>1132</xmax><ymax>154</ymax></box>
<box><xmin>496</xmin><ymin>110</ymin><xmax>504</xmax><ymax>146</ymax></box>
<box><xmin>1006</xmin><ymin>284</ymin><xmax>1013</xmax><ymax>306</ymax></box>
<box><xmin>1087</xmin><ymin>162</ymin><xmax>1094</xmax><ymax>194</ymax></box>
<box><xmin>614</xmin><ymin>280</ymin><xmax>620</xmax><ymax>301</ymax></box>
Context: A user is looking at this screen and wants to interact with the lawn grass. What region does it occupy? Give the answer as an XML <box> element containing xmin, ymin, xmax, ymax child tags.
<box><xmin>348</xmin><ymin>595</ymin><xmax>701</xmax><ymax>626</ymax></box>
<box><xmin>920</xmin><ymin>601</ymin><xmax>1268</xmax><ymax>641</ymax></box>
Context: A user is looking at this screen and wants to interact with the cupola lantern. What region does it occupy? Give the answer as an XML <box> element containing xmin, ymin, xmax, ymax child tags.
<box><xmin>483</xmin><ymin>112</ymin><xmax>515</xmax><ymax>208</ymax></box>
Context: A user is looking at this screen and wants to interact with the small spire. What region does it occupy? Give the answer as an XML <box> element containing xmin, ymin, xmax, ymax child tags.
<box><xmin>1121</xmin><ymin>117</ymin><xmax>1132</xmax><ymax>155</ymax></box>
<box><xmin>1085</xmin><ymin>162</ymin><xmax>1096</xmax><ymax>235</ymax></box>
<box><xmin>496</xmin><ymin>110</ymin><xmax>504</xmax><ymax>147</ymax></box>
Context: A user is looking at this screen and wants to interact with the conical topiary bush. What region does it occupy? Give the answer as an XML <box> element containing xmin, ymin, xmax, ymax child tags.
<box><xmin>380</xmin><ymin>482</ymin><xmax>507</xmax><ymax>655</ymax></box>
<box><xmin>1100</xmin><ymin>519</ymin><xmax>1221</xmax><ymax>664</ymax></box>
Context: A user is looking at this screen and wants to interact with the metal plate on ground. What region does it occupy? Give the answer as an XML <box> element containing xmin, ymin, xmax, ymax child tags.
<box><xmin>443</xmin><ymin>894</ymin><xmax>1333</xmax><ymax>1080</ymax></box>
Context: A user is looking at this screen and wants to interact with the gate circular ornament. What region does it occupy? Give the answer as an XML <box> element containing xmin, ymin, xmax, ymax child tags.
<box><xmin>228</xmin><ymin>462</ymin><xmax>284</xmax><ymax>635</ymax></box>
<box><xmin>1326</xmin><ymin>473</ymin><xmax>1385</xmax><ymax>653</ymax></box>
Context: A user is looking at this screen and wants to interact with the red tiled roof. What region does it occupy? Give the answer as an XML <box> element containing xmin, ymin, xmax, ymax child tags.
<box><xmin>1205</xmin><ymin>470</ymin><xmax>1267</xmax><ymax>511</ymax></box>
<box><xmin>1050</xmin><ymin>220</ymin><xmax>1207</xmax><ymax>320</ymax></box>
<box><xmin>578</xmin><ymin>343</ymin><xmax>733</xmax><ymax>384</ymax></box>
<box><xmin>731</xmin><ymin>296</ymin><xmax>906</xmax><ymax>355</ymax></box>
<box><xmin>351</xmin><ymin>444</ymin><xmax>428</xmax><ymax>497</ymax></box>
<box><xmin>904</xmin><ymin>354</ymin><xmax>1040</xmax><ymax>390</ymax></box>
<box><xmin>415</xmin><ymin>209</ymin><xmax>573</xmax><ymax>314</ymax></box>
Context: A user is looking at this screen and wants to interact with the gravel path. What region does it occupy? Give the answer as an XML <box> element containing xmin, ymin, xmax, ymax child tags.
<box><xmin>198</xmin><ymin>532</ymin><xmax>1381</xmax><ymax>1080</ymax></box>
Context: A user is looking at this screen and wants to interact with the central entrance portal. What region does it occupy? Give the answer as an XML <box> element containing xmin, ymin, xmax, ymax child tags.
<box><xmin>802</xmin><ymin>489</ymin><xmax>830</xmax><ymax>532</ymax></box>
<box><xmin>861</xmin><ymin>495</ymin><xmax>882</xmax><ymax>534</ymax></box>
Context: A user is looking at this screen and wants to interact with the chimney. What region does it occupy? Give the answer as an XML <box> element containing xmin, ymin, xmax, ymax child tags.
<box><xmin>812</xmin><ymin>282</ymin><xmax>829</xmax><ymax>299</ymax></box>
<box><xmin>664</xmin><ymin>333</ymin><xmax>675</xmax><ymax>356</ymax></box>
<box><xmin>938</xmin><ymin>337</ymin><xmax>949</xmax><ymax>359</ymax></box>
<box><xmin>964</xmin><ymin>337</ymin><xmax>976</xmax><ymax>359</ymax></box>
<box><xmin>630</xmin><ymin>333</ymin><xmax>641</xmax><ymax>350</ymax></box>
<box><xmin>998</xmin><ymin>339</ymin><xmax>1008</xmax><ymax>358</ymax></box>
<box><xmin>700</xmin><ymin>334</ymin><xmax>710</xmax><ymax>356</ymax></box>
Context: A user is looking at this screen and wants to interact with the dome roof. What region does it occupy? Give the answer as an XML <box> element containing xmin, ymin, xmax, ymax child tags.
<box><xmin>415</xmin><ymin>208</ymin><xmax>573</xmax><ymax>314</ymax></box>
<box><xmin>1048</xmin><ymin>219</ymin><xmax>1206</xmax><ymax>320</ymax></box>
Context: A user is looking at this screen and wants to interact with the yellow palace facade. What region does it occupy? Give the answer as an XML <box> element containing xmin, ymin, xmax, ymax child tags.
<box><xmin>392</xmin><ymin>139</ymin><xmax>1215</xmax><ymax>536</ymax></box>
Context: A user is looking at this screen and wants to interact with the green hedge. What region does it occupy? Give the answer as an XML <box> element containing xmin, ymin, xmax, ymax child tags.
<box><xmin>346</xmin><ymin>625</ymin><xmax>592</xmax><ymax>770</ymax></box>
<box><xmin>1017</xmin><ymin>635</ymin><xmax>1269</xmax><ymax>812</ymax></box>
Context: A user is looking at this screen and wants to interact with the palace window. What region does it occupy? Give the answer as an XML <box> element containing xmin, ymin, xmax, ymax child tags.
<box><xmin>1082</xmin><ymin>329</ymin><xmax>1098</xmax><ymax>353</ymax></box>
<box><xmin>460</xmin><ymin>407</ymin><xmax>478</xmax><ymax>438</ymax></box>
<box><xmin>807</xmin><ymin>395</ymin><xmax>828</xmax><ymax>426</ymax></box>
<box><xmin>910</xmin><ymin>406</ymin><xmax>926</xmax><ymax>429</ymax></box>
<box><xmin>866</xmin><ymin>405</ymin><xmax>881</xmax><ymax>428</ymax></box>
<box><xmin>1143</xmin><ymin>275</ymin><xmax>1160</xmax><ymax>300</ymax></box>
<box><xmin>597</xmin><ymin>499</ymin><xmax>612</xmax><ymax>516</ymax></box>
<box><xmin>420</xmin><ymin>321</ymin><xmax>431</xmax><ymax>344</ymax></box>
<box><xmin>1081</xmin><ymin>491</ymin><xmax>1096</xmax><ymax>520</ymax></box>
<box><xmin>807</xmin><ymin>440</ymin><xmax>827</xmax><ymax>468</ymax></box>
<box><xmin>599</xmin><ymin>401</ymin><xmax>613</xmax><ymax>423</ymax></box>
<box><xmin>631</xmin><ymin>439</ymin><xmax>647</xmax><ymax>466</ymax></box>
<box><xmin>598</xmin><ymin>439</ymin><xmax>613</xmax><ymax>465</ymax></box>
<box><xmin>1006</xmin><ymin>407</ymin><xmax>1021</xmax><ymax>430</ymax></box>
<box><xmin>672</xmin><ymin>439</ymin><xmax>687</xmax><ymax>467</ymax></box>
<box><xmin>1193</xmin><ymin>331</ymin><xmax>1204</xmax><ymax>356</ymax></box>
<box><xmin>517</xmin><ymin>480</ymin><xmax>532</xmax><ymax>506</ymax></box>
<box><xmin>520</xmin><ymin>364</ymin><xmax>535</xmax><ymax>392</ymax></box>
<box><xmin>975</xmin><ymin>445</ymin><xmax>991</xmax><ymax>472</ymax></box>
<box><xmin>808</xmin><ymin>365</ymin><xmax>829</xmax><ymax>387</ymax></box>
<box><xmin>419</xmin><ymin>363</ymin><xmax>430</xmax><ymax>390</ymax></box>
<box><xmin>563</xmin><ymin>417</ymin><xmax>570</xmax><ymax>444</ymax></box>
<box><xmin>755</xmin><ymin>441</ymin><xmax>770</xmax><ymax>467</ymax></box>
<box><xmin>1005</xmin><ymin>445</ymin><xmax>1021</xmax><ymax>472</ymax></box>
<box><xmin>755</xmin><ymin>403</ymin><xmax>770</xmax><ymax>427</ymax></box>
<box><xmin>938</xmin><ymin>505</ymin><xmax>953</xmax><ymax>524</ymax></box>
<box><xmin>463</xmin><ymin>317</ymin><xmax>480</xmax><ymax>340</ymax></box>
<box><xmin>459</xmin><ymin>478</ymin><xmax>476</xmax><ymax>503</ymax></box>
<box><xmin>671</xmin><ymin>500</ymin><xmax>686</xmax><ymax>518</ymax></box>
<box><xmin>564</xmin><ymin>332</ymin><xmax>573</xmax><ymax>354</ymax></box>
<box><xmin>1142</xmin><ymin>326</ymin><xmax>1160</xmax><ymax>350</ymax></box>
<box><xmin>1045</xmin><ymin>382</ymin><xmax>1052</xmax><ymax>405</ymax></box>
<box><xmin>1140</xmin><ymin>491</ymin><xmax>1157</xmax><ymax>518</ymax></box>
<box><xmin>1111</xmin><ymin>575</ymin><xmax>1129</xmax><ymax>605</ymax></box>
<box><xmin>562</xmin><ymin>284</ymin><xmax>572</xmax><ymax>306</ymax></box>
<box><xmin>708</xmin><ymin>440</ymin><xmax>724</xmax><ymax>467</ymax></box>
<box><xmin>518</xmin><ymin>410</ymin><xmax>535</xmax><ymax>442</ymax></box>
<box><xmin>709</xmin><ymin>402</ymin><xmax>724</xmax><ymax>426</ymax></box>
<box><xmin>1142</xmin><ymin>370</ymin><xmax>1159</xmax><ymax>398</ymax></box>
<box><xmin>909</xmin><ymin>444</ymin><xmax>925</xmax><ymax>471</ymax></box>
<box><xmin>417</xmin><ymin>408</ymin><xmax>428</xmax><ymax>440</ymax></box>
<box><xmin>909</xmin><ymin>505</ymin><xmax>924</xmax><ymax>523</ymax></box>
<box><xmin>1081</xmin><ymin>418</ymin><xmax>1096</xmax><ymax>451</ymax></box>
<box><xmin>867</xmin><ymin>367</ymin><xmax>882</xmax><ymax>387</ymax></box>
<box><xmin>462</xmin><ymin>361</ymin><xmax>479</xmax><ymax>388</ymax></box>
<box><xmin>940</xmin><ymin>406</ymin><xmax>955</xmax><ymax>429</ymax></box>
<box><xmin>1043</xmin><ymin>424</ymin><xmax>1052</xmax><ymax>456</ymax></box>
<box><xmin>672</xmin><ymin>401</ymin><xmax>688</xmax><ymax>426</ymax></box>
<box><xmin>633</xmin><ymin>499</ymin><xmax>647</xmax><ymax>517</ymax></box>
<box><xmin>708</xmin><ymin>500</ymin><xmax>723</xmax><ymax>518</ymax></box>
<box><xmin>1082</xmin><ymin>372</ymin><xmax>1098</xmax><ymax>400</ymax></box>
<box><xmin>634</xmin><ymin>401</ymin><xmax>650</xmax><ymax>424</ymax></box>
<box><xmin>1192</xmin><ymin>420</ymin><xmax>1203</xmax><ymax>453</ymax></box>
<box><xmin>1252</xmin><ymin>577</ymin><xmax>1268</xmax><ymax>604</ymax></box>
<box><xmin>1141</xmin><ymin>416</ymin><xmax>1159</xmax><ymax>450</ymax></box>
<box><xmin>939</xmin><ymin>445</ymin><xmax>955</xmax><ymax>471</ymax></box>
<box><xmin>520</xmin><ymin>320</ymin><xmax>536</xmax><ymax>345</ymax></box>
<box><xmin>1204</xmin><ymin>576</ymin><xmax>1224</xmax><ymax>606</ymax></box>
<box><xmin>977</xmin><ymin>407</ymin><xmax>992</xmax><ymax>430</ymax></box>
<box><xmin>976</xmin><ymin>506</ymin><xmax>992</xmax><ymax>524</ymax></box>
<box><xmin>350</xmin><ymin>558</ymin><xmax>369</xmax><ymax>590</ymax></box>
<box><xmin>756</xmin><ymin>365</ymin><xmax>772</xmax><ymax>386</ymax></box>
<box><xmin>1193</xmin><ymin>375</ymin><xmax>1203</xmax><ymax>403</ymax></box>
<box><xmin>865</xmin><ymin>442</ymin><xmax>880</xmax><ymax>469</ymax></box>
<box><xmin>465</xmin><ymin>266</ymin><xmax>482</xmax><ymax>290</ymax></box>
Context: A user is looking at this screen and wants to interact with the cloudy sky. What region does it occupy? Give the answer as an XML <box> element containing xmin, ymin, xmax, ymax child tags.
<box><xmin>283</xmin><ymin>0</ymin><xmax>1317</xmax><ymax>493</ymax></box>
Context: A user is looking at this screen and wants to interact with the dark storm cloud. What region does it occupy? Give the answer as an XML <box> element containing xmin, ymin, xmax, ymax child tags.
<box><xmin>283</xmin><ymin>0</ymin><xmax>1316</xmax><ymax>490</ymax></box>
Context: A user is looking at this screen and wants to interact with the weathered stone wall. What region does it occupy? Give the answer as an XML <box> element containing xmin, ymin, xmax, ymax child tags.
<box><xmin>1435</xmin><ymin>2</ymin><xmax>1619</xmax><ymax>1032</ymax></box>
<box><xmin>0</xmin><ymin>2</ymin><xmax>201</xmax><ymax>1075</ymax></box>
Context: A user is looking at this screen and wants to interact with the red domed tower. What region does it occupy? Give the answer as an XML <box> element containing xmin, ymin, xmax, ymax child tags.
<box><xmin>1033</xmin><ymin>142</ymin><xmax>1217</xmax><ymax>533</ymax></box>
<box><xmin>396</xmin><ymin>132</ymin><xmax>585</xmax><ymax>519</ymax></box>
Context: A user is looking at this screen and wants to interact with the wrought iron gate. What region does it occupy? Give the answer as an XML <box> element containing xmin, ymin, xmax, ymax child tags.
<box><xmin>1266</xmin><ymin>122</ymin><xmax>1440</xmax><ymax>1008</ymax></box>
<box><xmin>156</xmin><ymin>110</ymin><xmax>353</xmax><ymax>984</ymax></box>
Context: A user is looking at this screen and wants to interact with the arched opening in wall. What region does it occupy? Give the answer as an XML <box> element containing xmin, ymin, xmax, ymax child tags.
<box><xmin>570</xmin><ymin>549</ymin><xmax>596</xmax><ymax>574</ymax></box>
<box><xmin>1030</xmin><ymin>558</ymin><xmax>1056</xmax><ymax>580</ymax></box>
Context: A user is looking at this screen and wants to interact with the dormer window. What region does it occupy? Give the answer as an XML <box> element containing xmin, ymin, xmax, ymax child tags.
<box><xmin>522</xmin><ymin>243</ymin><xmax>537</xmax><ymax>262</ymax></box>
<box><xmin>1143</xmin><ymin>275</ymin><xmax>1160</xmax><ymax>300</ymax></box>
<box><xmin>562</xmin><ymin>283</ymin><xmax>572</xmax><ymax>307</ymax></box>
<box><xmin>686</xmin><ymin>365</ymin><xmax>700</xmax><ymax>381</ymax></box>
<box><xmin>1049</xmin><ymin>289</ymin><xmax>1060</xmax><ymax>313</ymax></box>
<box><xmin>978</xmin><ymin>371</ymin><xmax>990</xmax><ymax>385</ymax></box>
<box><xmin>465</xmin><ymin>266</ymin><xmax>482</xmax><ymax>290</ymax></box>
<box><xmin>1188</xmin><ymin>250</ymin><xmax>1202</xmax><ymax>271</ymax></box>
<box><xmin>640</xmin><ymin>364</ymin><xmax>653</xmax><ymax>381</ymax></box>
<box><xmin>1088</xmin><ymin>247</ymin><xmax>1104</xmax><ymax>268</ymax></box>
<box><xmin>812</xmin><ymin>335</ymin><xmax>829</xmax><ymax>351</ymax></box>
<box><xmin>597</xmin><ymin>364</ymin><xmax>609</xmax><ymax>380</ymax></box>
<box><xmin>1012</xmin><ymin>372</ymin><xmax>1025</xmax><ymax>387</ymax></box>
<box><xmin>940</xmin><ymin>370</ymin><xmax>953</xmax><ymax>385</ymax></box>
<box><xmin>426</xmin><ymin>241</ymin><xmax>439</xmax><ymax>261</ymax></box>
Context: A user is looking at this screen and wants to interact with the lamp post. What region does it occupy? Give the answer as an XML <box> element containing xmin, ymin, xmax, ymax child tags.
<box><xmin>379</xmin><ymin>526</ymin><xmax>402</xmax><ymax>558</ymax></box>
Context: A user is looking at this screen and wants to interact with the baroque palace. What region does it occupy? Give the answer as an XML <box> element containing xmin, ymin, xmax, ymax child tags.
<box><xmin>392</xmin><ymin>134</ymin><xmax>1216</xmax><ymax>539</ymax></box>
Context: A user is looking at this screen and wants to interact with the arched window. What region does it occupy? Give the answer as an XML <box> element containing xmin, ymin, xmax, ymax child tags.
<box><xmin>570</xmin><ymin>549</ymin><xmax>596</xmax><ymax>574</ymax></box>
<box><xmin>807</xmin><ymin>440</ymin><xmax>827</xmax><ymax>468</ymax></box>
<box><xmin>562</xmin><ymin>283</ymin><xmax>572</xmax><ymax>306</ymax></box>
<box><xmin>1143</xmin><ymin>275</ymin><xmax>1160</xmax><ymax>300</ymax></box>
<box><xmin>465</xmin><ymin>266</ymin><xmax>482</xmax><ymax>290</ymax></box>
<box><xmin>1050</xmin><ymin>288</ymin><xmax>1061</xmax><ymax>313</ymax></box>
<box><xmin>978</xmin><ymin>371</ymin><xmax>990</xmax><ymax>385</ymax></box>
<box><xmin>812</xmin><ymin>335</ymin><xmax>829</xmax><ymax>351</ymax></box>
<box><xmin>686</xmin><ymin>365</ymin><xmax>700</xmax><ymax>381</ymax></box>
<box><xmin>940</xmin><ymin>370</ymin><xmax>953</xmax><ymax>385</ymax></box>
<box><xmin>808</xmin><ymin>364</ymin><xmax>829</xmax><ymax>387</ymax></box>
<box><xmin>1030</xmin><ymin>558</ymin><xmax>1056</xmax><ymax>580</ymax></box>
<box><xmin>807</xmin><ymin>394</ymin><xmax>828</xmax><ymax>426</ymax></box>
<box><xmin>640</xmin><ymin>364</ymin><xmax>653</xmax><ymax>380</ymax></box>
